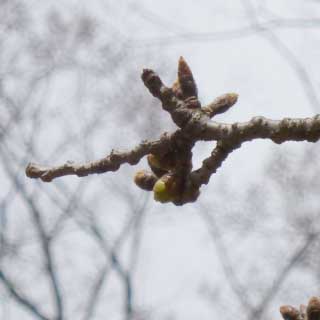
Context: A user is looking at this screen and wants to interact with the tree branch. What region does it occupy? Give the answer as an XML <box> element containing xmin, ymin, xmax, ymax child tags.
<box><xmin>26</xmin><ymin>133</ymin><xmax>175</xmax><ymax>182</ymax></box>
<box><xmin>25</xmin><ymin>58</ymin><xmax>320</xmax><ymax>205</ymax></box>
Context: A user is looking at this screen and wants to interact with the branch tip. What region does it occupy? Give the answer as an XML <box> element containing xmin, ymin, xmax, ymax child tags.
<box><xmin>203</xmin><ymin>93</ymin><xmax>238</xmax><ymax>118</ymax></box>
<box><xmin>176</xmin><ymin>56</ymin><xmax>198</xmax><ymax>99</ymax></box>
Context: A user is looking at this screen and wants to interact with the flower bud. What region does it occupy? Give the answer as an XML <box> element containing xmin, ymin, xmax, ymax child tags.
<box><xmin>307</xmin><ymin>297</ymin><xmax>320</xmax><ymax>320</ymax></box>
<box><xmin>203</xmin><ymin>93</ymin><xmax>238</xmax><ymax>118</ymax></box>
<box><xmin>280</xmin><ymin>306</ymin><xmax>300</xmax><ymax>320</ymax></box>
<box><xmin>177</xmin><ymin>56</ymin><xmax>198</xmax><ymax>99</ymax></box>
<box><xmin>134</xmin><ymin>170</ymin><xmax>157</xmax><ymax>191</ymax></box>
<box><xmin>147</xmin><ymin>153</ymin><xmax>176</xmax><ymax>174</ymax></box>
<box><xmin>153</xmin><ymin>179</ymin><xmax>173</xmax><ymax>203</ymax></box>
<box><xmin>153</xmin><ymin>173</ymin><xmax>183</xmax><ymax>203</ymax></box>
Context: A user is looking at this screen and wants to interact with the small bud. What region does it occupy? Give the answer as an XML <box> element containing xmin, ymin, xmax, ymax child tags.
<box><xmin>307</xmin><ymin>297</ymin><xmax>320</xmax><ymax>320</ymax></box>
<box><xmin>147</xmin><ymin>153</ymin><xmax>177</xmax><ymax>172</ymax></box>
<box><xmin>141</xmin><ymin>69</ymin><xmax>163</xmax><ymax>98</ymax></box>
<box><xmin>176</xmin><ymin>56</ymin><xmax>198</xmax><ymax>99</ymax></box>
<box><xmin>203</xmin><ymin>93</ymin><xmax>238</xmax><ymax>118</ymax></box>
<box><xmin>147</xmin><ymin>154</ymin><xmax>168</xmax><ymax>177</ymax></box>
<box><xmin>134</xmin><ymin>170</ymin><xmax>157</xmax><ymax>191</ymax></box>
<box><xmin>280</xmin><ymin>306</ymin><xmax>300</xmax><ymax>320</ymax></box>
<box><xmin>147</xmin><ymin>154</ymin><xmax>164</xmax><ymax>170</ymax></box>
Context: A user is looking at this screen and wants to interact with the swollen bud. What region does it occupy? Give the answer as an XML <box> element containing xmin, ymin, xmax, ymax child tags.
<box><xmin>153</xmin><ymin>179</ymin><xmax>173</xmax><ymax>203</ymax></box>
<box><xmin>147</xmin><ymin>154</ymin><xmax>168</xmax><ymax>177</ymax></box>
<box><xmin>147</xmin><ymin>153</ymin><xmax>176</xmax><ymax>175</ymax></box>
<box><xmin>153</xmin><ymin>173</ymin><xmax>183</xmax><ymax>203</ymax></box>
<box><xmin>280</xmin><ymin>306</ymin><xmax>300</xmax><ymax>320</ymax></box>
<box><xmin>134</xmin><ymin>170</ymin><xmax>157</xmax><ymax>191</ymax></box>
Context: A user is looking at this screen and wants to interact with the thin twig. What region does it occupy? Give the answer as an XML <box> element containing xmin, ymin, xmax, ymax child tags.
<box><xmin>198</xmin><ymin>204</ymin><xmax>253</xmax><ymax>312</ymax></box>
<box><xmin>128</xmin><ymin>18</ymin><xmax>320</xmax><ymax>48</ymax></box>
<box><xmin>240</xmin><ymin>0</ymin><xmax>319</xmax><ymax>112</ymax></box>
<box><xmin>0</xmin><ymin>269</ymin><xmax>50</xmax><ymax>320</ymax></box>
<box><xmin>82</xmin><ymin>265</ymin><xmax>109</xmax><ymax>320</ymax></box>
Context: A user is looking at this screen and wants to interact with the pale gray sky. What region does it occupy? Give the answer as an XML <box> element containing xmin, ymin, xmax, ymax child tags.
<box><xmin>1</xmin><ymin>1</ymin><xmax>320</xmax><ymax>320</ymax></box>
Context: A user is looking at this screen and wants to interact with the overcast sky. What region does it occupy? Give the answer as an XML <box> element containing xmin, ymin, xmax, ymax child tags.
<box><xmin>1</xmin><ymin>1</ymin><xmax>320</xmax><ymax>320</ymax></box>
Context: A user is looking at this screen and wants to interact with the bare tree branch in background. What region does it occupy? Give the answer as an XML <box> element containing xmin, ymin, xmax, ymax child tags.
<box><xmin>199</xmin><ymin>201</ymin><xmax>319</xmax><ymax>320</ymax></box>
<box><xmin>199</xmin><ymin>204</ymin><xmax>252</xmax><ymax>313</ymax></box>
<box><xmin>0</xmin><ymin>145</ymin><xmax>64</xmax><ymax>319</ymax></box>
<box><xmin>0</xmin><ymin>3</ymin><xmax>156</xmax><ymax>319</ymax></box>
<box><xmin>130</xmin><ymin>18</ymin><xmax>320</xmax><ymax>48</ymax></box>
<box><xmin>249</xmin><ymin>233</ymin><xmax>317</xmax><ymax>320</ymax></box>
<box><xmin>130</xmin><ymin>2</ymin><xmax>319</xmax><ymax>114</ymax></box>
<box><xmin>240</xmin><ymin>0</ymin><xmax>319</xmax><ymax>112</ymax></box>
<box><xmin>82</xmin><ymin>264</ymin><xmax>108</xmax><ymax>320</ymax></box>
<box><xmin>0</xmin><ymin>270</ymin><xmax>50</xmax><ymax>320</ymax></box>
